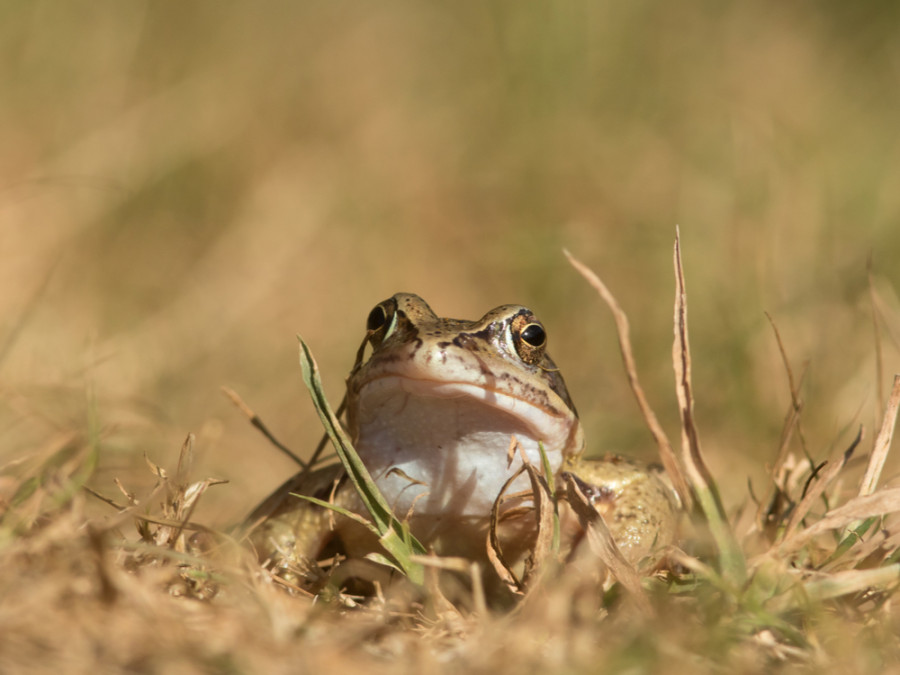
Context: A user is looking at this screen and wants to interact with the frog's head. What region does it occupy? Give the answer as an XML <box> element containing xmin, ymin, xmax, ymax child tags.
<box><xmin>345</xmin><ymin>293</ymin><xmax>583</xmax><ymax>522</ymax></box>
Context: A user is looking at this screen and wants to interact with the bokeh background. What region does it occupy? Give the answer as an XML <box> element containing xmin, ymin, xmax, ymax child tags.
<box><xmin>2</xmin><ymin>1</ymin><xmax>899</xmax><ymax>523</ymax></box>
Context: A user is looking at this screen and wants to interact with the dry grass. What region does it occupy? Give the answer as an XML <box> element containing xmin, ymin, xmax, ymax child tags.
<box><xmin>3</xmin><ymin>3</ymin><xmax>900</xmax><ymax>672</ymax></box>
<box><xmin>3</xmin><ymin>248</ymin><xmax>900</xmax><ymax>674</ymax></box>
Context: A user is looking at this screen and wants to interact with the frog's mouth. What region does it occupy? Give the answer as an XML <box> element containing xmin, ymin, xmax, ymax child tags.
<box><xmin>349</xmin><ymin>374</ymin><xmax>582</xmax><ymax>520</ymax></box>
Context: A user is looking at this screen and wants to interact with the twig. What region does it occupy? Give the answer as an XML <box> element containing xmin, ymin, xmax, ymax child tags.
<box><xmin>764</xmin><ymin>312</ymin><xmax>810</xmax><ymax>459</ymax></box>
<box><xmin>131</xmin><ymin>512</ymin><xmax>220</xmax><ymax>533</ymax></box>
<box><xmin>859</xmin><ymin>374</ymin><xmax>900</xmax><ymax>497</ymax></box>
<box><xmin>765</xmin><ymin>312</ymin><xmax>801</xmax><ymax>412</ymax></box>
<box><xmin>564</xmin><ymin>250</ymin><xmax>692</xmax><ymax>510</ymax></box>
<box><xmin>83</xmin><ymin>486</ymin><xmax>127</xmax><ymax>511</ymax></box>
<box><xmin>221</xmin><ymin>386</ymin><xmax>306</xmax><ymax>468</ymax></box>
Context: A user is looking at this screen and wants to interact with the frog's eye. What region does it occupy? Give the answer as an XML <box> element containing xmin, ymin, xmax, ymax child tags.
<box><xmin>519</xmin><ymin>323</ymin><xmax>546</xmax><ymax>348</ymax></box>
<box><xmin>365</xmin><ymin>298</ymin><xmax>399</xmax><ymax>349</ymax></box>
<box><xmin>511</xmin><ymin>313</ymin><xmax>547</xmax><ymax>365</ymax></box>
<box><xmin>366</xmin><ymin>304</ymin><xmax>389</xmax><ymax>332</ymax></box>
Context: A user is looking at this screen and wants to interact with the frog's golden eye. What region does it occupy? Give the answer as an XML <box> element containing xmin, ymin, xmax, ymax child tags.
<box><xmin>519</xmin><ymin>323</ymin><xmax>546</xmax><ymax>348</ymax></box>
<box><xmin>366</xmin><ymin>304</ymin><xmax>389</xmax><ymax>332</ymax></box>
<box><xmin>511</xmin><ymin>313</ymin><xmax>547</xmax><ymax>365</ymax></box>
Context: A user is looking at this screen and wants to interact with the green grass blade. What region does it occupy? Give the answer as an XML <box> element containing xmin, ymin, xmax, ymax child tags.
<box><xmin>290</xmin><ymin>493</ymin><xmax>380</xmax><ymax>532</ymax></box>
<box><xmin>820</xmin><ymin>516</ymin><xmax>878</xmax><ymax>568</ymax></box>
<box><xmin>537</xmin><ymin>441</ymin><xmax>560</xmax><ymax>553</ymax></box>
<box><xmin>297</xmin><ymin>336</ymin><xmax>426</xmax><ymax>584</ymax></box>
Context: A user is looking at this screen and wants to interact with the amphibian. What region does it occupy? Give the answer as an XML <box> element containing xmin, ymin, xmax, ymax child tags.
<box><xmin>248</xmin><ymin>293</ymin><xmax>679</xmax><ymax>584</ymax></box>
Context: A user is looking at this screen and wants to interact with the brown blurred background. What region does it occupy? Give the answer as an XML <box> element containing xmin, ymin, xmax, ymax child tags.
<box><xmin>2</xmin><ymin>2</ymin><xmax>899</xmax><ymax>523</ymax></box>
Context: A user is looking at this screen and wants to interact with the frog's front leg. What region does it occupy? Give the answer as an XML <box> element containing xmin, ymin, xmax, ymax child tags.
<box><xmin>247</xmin><ymin>464</ymin><xmax>349</xmax><ymax>580</ymax></box>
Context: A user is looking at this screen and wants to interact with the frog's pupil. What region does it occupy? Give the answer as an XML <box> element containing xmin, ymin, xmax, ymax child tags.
<box><xmin>367</xmin><ymin>305</ymin><xmax>387</xmax><ymax>331</ymax></box>
<box><xmin>520</xmin><ymin>323</ymin><xmax>545</xmax><ymax>347</ymax></box>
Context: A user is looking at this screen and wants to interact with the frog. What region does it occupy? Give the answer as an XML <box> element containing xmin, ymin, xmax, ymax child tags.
<box><xmin>247</xmin><ymin>293</ymin><xmax>679</xmax><ymax>585</ymax></box>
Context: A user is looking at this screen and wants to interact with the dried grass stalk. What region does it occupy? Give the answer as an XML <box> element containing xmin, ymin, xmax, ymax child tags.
<box><xmin>671</xmin><ymin>231</ymin><xmax>714</xmax><ymax>494</ymax></box>
<box><xmin>753</xmin><ymin>405</ymin><xmax>800</xmax><ymax>535</ymax></box>
<box><xmin>520</xmin><ymin>460</ymin><xmax>557</xmax><ymax>588</ymax></box>
<box><xmin>782</xmin><ymin>427</ymin><xmax>863</xmax><ymax>540</ymax></box>
<box><xmin>859</xmin><ymin>374</ymin><xmax>900</xmax><ymax>497</ymax></box>
<box><xmin>487</xmin><ymin>464</ymin><xmax>530</xmax><ymax>594</ymax></box>
<box><xmin>672</xmin><ymin>229</ymin><xmax>745</xmax><ymax>583</ymax></box>
<box><xmin>564</xmin><ymin>250</ymin><xmax>692</xmax><ymax>510</ymax></box>
<box><xmin>765</xmin><ymin>311</ymin><xmax>811</xmax><ymax>464</ymax></box>
<box><xmin>779</xmin><ymin>487</ymin><xmax>900</xmax><ymax>554</ymax></box>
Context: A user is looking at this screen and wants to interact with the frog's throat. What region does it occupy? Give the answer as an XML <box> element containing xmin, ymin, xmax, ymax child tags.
<box><xmin>349</xmin><ymin>374</ymin><xmax>583</xmax><ymax>518</ymax></box>
<box><xmin>353</xmin><ymin>373</ymin><xmax>582</xmax><ymax>461</ymax></box>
